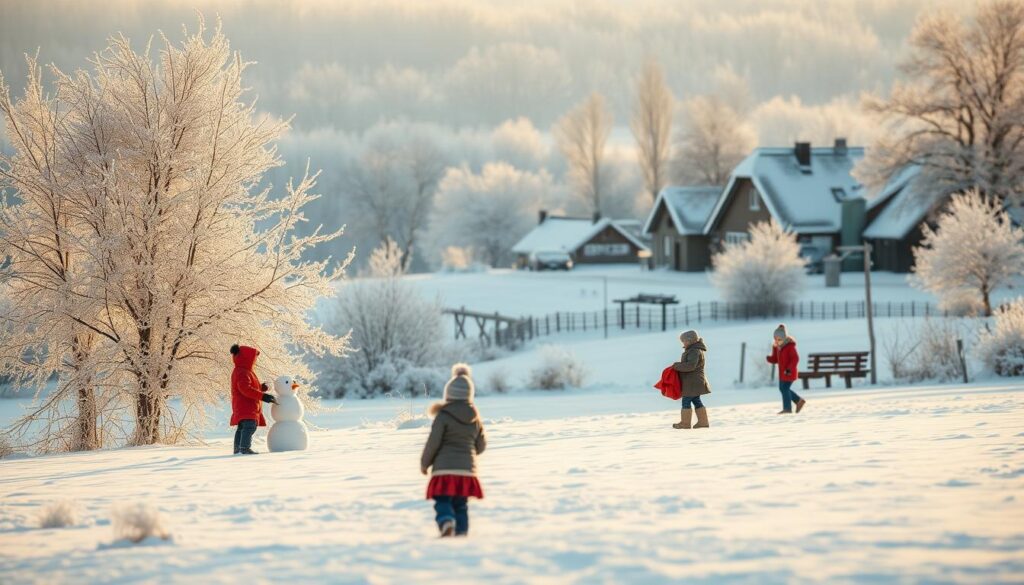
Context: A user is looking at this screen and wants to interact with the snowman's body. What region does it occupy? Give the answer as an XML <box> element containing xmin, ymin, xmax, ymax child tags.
<box><xmin>267</xmin><ymin>376</ymin><xmax>309</xmax><ymax>452</ymax></box>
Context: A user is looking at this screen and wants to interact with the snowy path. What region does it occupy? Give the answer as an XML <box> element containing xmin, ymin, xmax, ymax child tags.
<box><xmin>2</xmin><ymin>384</ymin><xmax>1023</xmax><ymax>584</ymax></box>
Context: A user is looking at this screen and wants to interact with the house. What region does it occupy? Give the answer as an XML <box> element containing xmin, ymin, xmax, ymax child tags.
<box><xmin>642</xmin><ymin>186</ymin><xmax>721</xmax><ymax>271</ymax></box>
<box><xmin>701</xmin><ymin>139</ymin><xmax>868</xmax><ymax>270</ymax></box>
<box><xmin>511</xmin><ymin>211</ymin><xmax>650</xmax><ymax>267</ymax></box>
<box><xmin>862</xmin><ymin>166</ymin><xmax>931</xmax><ymax>273</ymax></box>
<box><xmin>863</xmin><ymin>166</ymin><xmax>1024</xmax><ymax>272</ymax></box>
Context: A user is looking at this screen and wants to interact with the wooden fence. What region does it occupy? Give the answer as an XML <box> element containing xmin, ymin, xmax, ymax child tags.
<box><xmin>450</xmin><ymin>300</ymin><xmax>957</xmax><ymax>346</ymax></box>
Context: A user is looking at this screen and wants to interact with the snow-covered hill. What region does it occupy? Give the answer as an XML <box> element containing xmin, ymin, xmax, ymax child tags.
<box><xmin>2</xmin><ymin>384</ymin><xmax>1022</xmax><ymax>584</ymax></box>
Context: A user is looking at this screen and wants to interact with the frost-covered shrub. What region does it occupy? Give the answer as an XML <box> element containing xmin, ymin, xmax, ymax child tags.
<box><xmin>487</xmin><ymin>368</ymin><xmax>511</xmax><ymax>393</ymax></box>
<box><xmin>0</xmin><ymin>434</ymin><xmax>12</xmax><ymax>459</ymax></box>
<box><xmin>939</xmin><ymin>289</ymin><xmax>986</xmax><ymax>317</ymax></box>
<box><xmin>976</xmin><ymin>299</ymin><xmax>1024</xmax><ymax>376</ymax></box>
<box><xmin>38</xmin><ymin>500</ymin><xmax>77</xmax><ymax>529</ymax></box>
<box><xmin>112</xmin><ymin>503</ymin><xmax>170</xmax><ymax>543</ymax></box>
<box><xmin>528</xmin><ymin>346</ymin><xmax>586</xmax><ymax>390</ymax></box>
<box><xmin>317</xmin><ymin>240</ymin><xmax>444</xmax><ymax>398</ymax></box>
<box><xmin>913</xmin><ymin>191</ymin><xmax>1024</xmax><ymax>316</ymax></box>
<box><xmin>710</xmin><ymin>220</ymin><xmax>806</xmax><ymax>316</ymax></box>
<box><xmin>884</xmin><ymin>319</ymin><xmax>968</xmax><ymax>382</ymax></box>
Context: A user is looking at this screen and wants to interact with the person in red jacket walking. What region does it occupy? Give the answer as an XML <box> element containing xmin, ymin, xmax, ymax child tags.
<box><xmin>766</xmin><ymin>324</ymin><xmax>806</xmax><ymax>414</ymax></box>
<box><xmin>230</xmin><ymin>344</ymin><xmax>277</xmax><ymax>455</ymax></box>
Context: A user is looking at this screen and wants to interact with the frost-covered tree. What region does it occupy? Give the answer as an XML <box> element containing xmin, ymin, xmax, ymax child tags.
<box><xmin>977</xmin><ymin>297</ymin><xmax>1024</xmax><ymax>376</ymax></box>
<box><xmin>912</xmin><ymin>190</ymin><xmax>1024</xmax><ymax>316</ymax></box>
<box><xmin>554</xmin><ymin>92</ymin><xmax>613</xmax><ymax>214</ymax></box>
<box><xmin>710</xmin><ymin>220</ymin><xmax>807</xmax><ymax>315</ymax></box>
<box><xmin>857</xmin><ymin>0</ymin><xmax>1024</xmax><ymax>207</ymax></box>
<box><xmin>0</xmin><ymin>22</ymin><xmax>349</xmax><ymax>450</ymax></box>
<box><xmin>672</xmin><ymin>95</ymin><xmax>755</xmax><ymax>186</ymax></box>
<box><xmin>343</xmin><ymin>125</ymin><xmax>446</xmax><ymax>271</ymax></box>
<box><xmin>317</xmin><ymin>239</ymin><xmax>444</xmax><ymax>398</ymax></box>
<box><xmin>630</xmin><ymin>58</ymin><xmax>674</xmax><ymax>201</ymax></box>
<box><xmin>423</xmin><ymin>163</ymin><xmax>556</xmax><ymax>268</ymax></box>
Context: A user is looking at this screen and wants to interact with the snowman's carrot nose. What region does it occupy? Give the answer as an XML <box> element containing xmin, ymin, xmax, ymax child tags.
<box><xmin>291</xmin><ymin>383</ymin><xmax>299</xmax><ymax>390</ymax></box>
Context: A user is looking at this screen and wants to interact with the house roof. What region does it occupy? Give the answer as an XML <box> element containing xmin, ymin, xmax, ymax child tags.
<box><xmin>702</xmin><ymin>145</ymin><xmax>869</xmax><ymax>235</ymax></box>
<box><xmin>642</xmin><ymin>186</ymin><xmax>722</xmax><ymax>236</ymax></box>
<box><xmin>511</xmin><ymin>217</ymin><xmax>650</xmax><ymax>255</ymax></box>
<box><xmin>862</xmin><ymin>166</ymin><xmax>931</xmax><ymax>240</ymax></box>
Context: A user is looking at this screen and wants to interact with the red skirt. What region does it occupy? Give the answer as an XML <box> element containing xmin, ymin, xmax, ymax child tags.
<box><xmin>426</xmin><ymin>474</ymin><xmax>484</xmax><ymax>499</ymax></box>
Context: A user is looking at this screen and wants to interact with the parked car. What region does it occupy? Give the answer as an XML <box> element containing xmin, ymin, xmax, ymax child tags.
<box><xmin>799</xmin><ymin>244</ymin><xmax>826</xmax><ymax>274</ymax></box>
<box><xmin>528</xmin><ymin>250</ymin><xmax>574</xmax><ymax>271</ymax></box>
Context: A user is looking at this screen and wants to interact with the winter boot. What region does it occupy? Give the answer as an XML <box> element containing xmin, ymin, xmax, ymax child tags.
<box><xmin>672</xmin><ymin>408</ymin><xmax>692</xmax><ymax>429</ymax></box>
<box><xmin>795</xmin><ymin>398</ymin><xmax>807</xmax><ymax>413</ymax></box>
<box><xmin>439</xmin><ymin>520</ymin><xmax>455</xmax><ymax>538</ymax></box>
<box><xmin>694</xmin><ymin>407</ymin><xmax>710</xmax><ymax>428</ymax></box>
<box><xmin>239</xmin><ymin>448</ymin><xmax>260</xmax><ymax>455</ymax></box>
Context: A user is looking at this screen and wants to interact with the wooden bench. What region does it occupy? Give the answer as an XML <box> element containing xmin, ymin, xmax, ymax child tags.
<box><xmin>798</xmin><ymin>352</ymin><xmax>870</xmax><ymax>389</ymax></box>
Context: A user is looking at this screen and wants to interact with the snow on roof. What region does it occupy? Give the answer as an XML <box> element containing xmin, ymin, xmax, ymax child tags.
<box><xmin>511</xmin><ymin>217</ymin><xmax>650</xmax><ymax>255</ymax></box>
<box><xmin>642</xmin><ymin>186</ymin><xmax>721</xmax><ymax>235</ymax></box>
<box><xmin>703</xmin><ymin>145</ymin><xmax>867</xmax><ymax>235</ymax></box>
<box><xmin>862</xmin><ymin>166</ymin><xmax>930</xmax><ymax>240</ymax></box>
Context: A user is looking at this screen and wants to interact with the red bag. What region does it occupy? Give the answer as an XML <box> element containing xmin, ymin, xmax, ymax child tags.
<box><xmin>654</xmin><ymin>366</ymin><xmax>682</xmax><ymax>400</ymax></box>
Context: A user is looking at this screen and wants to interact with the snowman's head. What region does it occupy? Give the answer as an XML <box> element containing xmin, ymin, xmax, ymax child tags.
<box><xmin>273</xmin><ymin>376</ymin><xmax>300</xmax><ymax>395</ymax></box>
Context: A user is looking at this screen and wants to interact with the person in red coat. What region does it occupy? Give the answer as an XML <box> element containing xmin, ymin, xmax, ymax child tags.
<box><xmin>766</xmin><ymin>324</ymin><xmax>806</xmax><ymax>414</ymax></box>
<box><xmin>230</xmin><ymin>344</ymin><xmax>276</xmax><ymax>455</ymax></box>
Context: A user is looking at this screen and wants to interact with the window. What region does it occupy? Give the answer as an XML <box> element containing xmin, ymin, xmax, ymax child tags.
<box><xmin>583</xmin><ymin>243</ymin><xmax>631</xmax><ymax>257</ymax></box>
<box><xmin>725</xmin><ymin>231</ymin><xmax>750</xmax><ymax>245</ymax></box>
<box><xmin>663</xmin><ymin>236</ymin><xmax>673</xmax><ymax>257</ymax></box>
<box><xmin>748</xmin><ymin>189</ymin><xmax>760</xmax><ymax>211</ymax></box>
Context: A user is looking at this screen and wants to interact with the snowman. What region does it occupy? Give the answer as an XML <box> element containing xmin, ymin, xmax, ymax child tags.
<box><xmin>267</xmin><ymin>376</ymin><xmax>309</xmax><ymax>452</ymax></box>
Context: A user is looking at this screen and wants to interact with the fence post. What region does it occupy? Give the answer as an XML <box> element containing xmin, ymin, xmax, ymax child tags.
<box><xmin>698</xmin><ymin>301</ymin><xmax>702</xmax><ymax>323</ymax></box>
<box><xmin>739</xmin><ymin>342</ymin><xmax>746</xmax><ymax>384</ymax></box>
<box><xmin>957</xmin><ymin>338</ymin><xmax>969</xmax><ymax>383</ymax></box>
<box><xmin>685</xmin><ymin>304</ymin><xmax>690</xmax><ymax>326</ymax></box>
<box><xmin>556</xmin><ymin>312</ymin><xmax>561</xmax><ymax>333</ymax></box>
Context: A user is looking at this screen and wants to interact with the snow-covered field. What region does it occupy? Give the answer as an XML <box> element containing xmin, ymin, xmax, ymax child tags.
<box><xmin>3</xmin><ymin>267</ymin><xmax>1022</xmax><ymax>583</ymax></box>
<box><xmin>1</xmin><ymin>383</ymin><xmax>1022</xmax><ymax>584</ymax></box>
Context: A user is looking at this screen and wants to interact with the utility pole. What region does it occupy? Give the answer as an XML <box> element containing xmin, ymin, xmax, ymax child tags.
<box><xmin>603</xmin><ymin>275</ymin><xmax>609</xmax><ymax>339</ymax></box>
<box><xmin>838</xmin><ymin>243</ymin><xmax>877</xmax><ymax>384</ymax></box>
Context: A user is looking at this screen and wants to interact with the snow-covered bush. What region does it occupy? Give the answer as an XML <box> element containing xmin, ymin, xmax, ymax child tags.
<box><xmin>487</xmin><ymin>368</ymin><xmax>512</xmax><ymax>393</ymax></box>
<box><xmin>710</xmin><ymin>220</ymin><xmax>806</xmax><ymax>315</ymax></box>
<box><xmin>423</xmin><ymin>163</ymin><xmax>556</xmax><ymax>268</ymax></box>
<box><xmin>913</xmin><ymin>190</ymin><xmax>1024</xmax><ymax>316</ymax></box>
<box><xmin>38</xmin><ymin>501</ymin><xmax>77</xmax><ymax>529</ymax></box>
<box><xmin>112</xmin><ymin>503</ymin><xmax>170</xmax><ymax>543</ymax></box>
<box><xmin>883</xmin><ymin>319</ymin><xmax>968</xmax><ymax>383</ymax></box>
<box><xmin>976</xmin><ymin>298</ymin><xmax>1024</xmax><ymax>377</ymax></box>
<box><xmin>528</xmin><ymin>346</ymin><xmax>586</xmax><ymax>390</ymax></box>
<box><xmin>317</xmin><ymin>240</ymin><xmax>444</xmax><ymax>398</ymax></box>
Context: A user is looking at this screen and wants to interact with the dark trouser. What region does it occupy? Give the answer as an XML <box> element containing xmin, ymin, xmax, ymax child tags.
<box><xmin>433</xmin><ymin>496</ymin><xmax>469</xmax><ymax>535</ymax></box>
<box><xmin>681</xmin><ymin>396</ymin><xmax>704</xmax><ymax>410</ymax></box>
<box><xmin>779</xmin><ymin>381</ymin><xmax>803</xmax><ymax>412</ymax></box>
<box><xmin>233</xmin><ymin>419</ymin><xmax>257</xmax><ymax>453</ymax></box>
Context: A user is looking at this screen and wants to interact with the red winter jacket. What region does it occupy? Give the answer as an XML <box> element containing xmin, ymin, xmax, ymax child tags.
<box><xmin>654</xmin><ymin>366</ymin><xmax>682</xmax><ymax>400</ymax></box>
<box><xmin>230</xmin><ymin>346</ymin><xmax>267</xmax><ymax>426</ymax></box>
<box><xmin>766</xmin><ymin>338</ymin><xmax>799</xmax><ymax>382</ymax></box>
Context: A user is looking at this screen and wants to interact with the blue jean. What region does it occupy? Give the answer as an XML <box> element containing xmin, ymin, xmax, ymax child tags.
<box><xmin>433</xmin><ymin>496</ymin><xmax>469</xmax><ymax>535</ymax></box>
<box><xmin>778</xmin><ymin>381</ymin><xmax>803</xmax><ymax>412</ymax></box>
<box><xmin>681</xmin><ymin>396</ymin><xmax>704</xmax><ymax>409</ymax></box>
<box><xmin>233</xmin><ymin>419</ymin><xmax>257</xmax><ymax>453</ymax></box>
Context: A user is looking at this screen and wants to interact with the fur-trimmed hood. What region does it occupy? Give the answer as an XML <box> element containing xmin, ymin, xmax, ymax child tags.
<box><xmin>427</xmin><ymin>400</ymin><xmax>480</xmax><ymax>424</ymax></box>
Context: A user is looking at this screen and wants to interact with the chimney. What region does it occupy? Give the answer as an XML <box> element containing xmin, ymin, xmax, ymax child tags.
<box><xmin>794</xmin><ymin>142</ymin><xmax>812</xmax><ymax>167</ymax></box>
<box><xmin>592</xmin><ymin>210</ymin><xmax>602</xmax><ymax>224</ymax></box>
<box><xmin>538</xmin><ymin>209</ymin><xmax>548</xmax><ymax>224</ymax></box>
<box><xmin>834</xmin><ymin>137</ymin><xmax>848</xmax><ymax>156</ymax></box>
